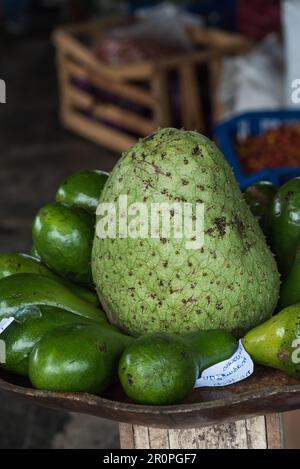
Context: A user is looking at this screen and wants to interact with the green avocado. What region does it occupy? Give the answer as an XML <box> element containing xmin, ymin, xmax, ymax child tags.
<box><xmin>118</xmin><ymin>333</ymin><xmax>198</xmax><ymax>405</ymax></box>
<box><xmin>186</xmin><ymin>329</ymin><xmax>237</xmax><ymax>374</ymax></box>
<box><xmin>0</xmin><ymin>273</ymin><xmax>105</xmax><ymax>323</ymax></box>
<box><xmin>243</xmin><ymin>305</ymin><xmax>300</xmax><ymax>379</ymax></box>
<box><xmin>244</xmin><ymin>181</ymin><xmax>278</xmax><ymax>233</ymax></box>
<box><xmin>0</xmin><ymin>305</ymin><xmax>92</xmax><ymax>376</ymax></box>
<box><xmin>277</xmin><ymin>246</ymin><xmax>300</xmax><ymax>310</ymax></box>
<box><xmin>32</xmin><ymin>203</ymin><xmax>94</xmax><ymax>287</ymax></box>
<box><xmin>0</xmin><ymin>252</ymin><xmax>56</xmax><ymax>280</ymax></box>
<box><xmin>268</xmin><ymin>178</ymin><xmax>300</xmax><ymax>276</ymax></box>
<box><xmin>0</xmin><ymin>253</ymin><xmax>99</xmax><ymax>306</ymax></box>
<box><xmin>29</xmin><ymin>323</ymin><xmax>133</xmax><ymax>393</ymax></box>
<box><xmin>56</xmin><ymin>170</ymin><xmax>109</xmax><ymax>214</ymax></box>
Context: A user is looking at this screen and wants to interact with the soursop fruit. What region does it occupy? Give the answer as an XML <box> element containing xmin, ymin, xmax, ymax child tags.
<box><xmin>92</xmin><ymin>128</ymin><xmax>280</xmax><ymax>337</ymax></box>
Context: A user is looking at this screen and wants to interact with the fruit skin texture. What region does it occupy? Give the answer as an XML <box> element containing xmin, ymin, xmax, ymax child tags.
<box><xmin>33</xmin><ymin>202</ymin><xmax>94</xmax><ymax>288</ymax></box>
<box><xmin>268</xmin><ymin>177</ymin><xmax>300</xmax><ymax>277</ymax></box>
<box><xmin>0</xmin><ymin>305</ymin><xmax>92</xmax><ymax>376</ymax></box>
<box><xmin>0</xmin><ymin>273</ymin><xmax>105</xmax><ymax>323</ymax></box>
<box><xmin>118</xmin><ymin>333</ymin><xmax>198</xmax><ymax>405</ymax></box>
<box><xmin>92</xmin><ymin>128</ymin><xmax>280</xmax><ymax>337</ymax></box>
<box><xmin>29</xmin><ymin>323</ymin><xmax>133</xmax><ymax>393</ymax></box>
<box><xmin>56</xmin><ymin>170</ymin><xmax>109</xmax><ymax>215</ymax></box>
<box><xmin>0</xmin><ymin>252</ymin><xmax>99</xmax><ymax>306</ymax></box>
<box><xmin>243</xmin><ymin>305</ymin><xmax>300</xmax><ymax>379</ymax></box>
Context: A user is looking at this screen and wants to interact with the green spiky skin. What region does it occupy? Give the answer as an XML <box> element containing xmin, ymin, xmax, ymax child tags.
<box><xmin>92</xmin><ymin>128</ymin><xmax>280</xmax><ymax>337</ymax></box>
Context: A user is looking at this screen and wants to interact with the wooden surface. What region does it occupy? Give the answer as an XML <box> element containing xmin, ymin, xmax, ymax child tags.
<box><xmin>179</xmin><ymin>63</ymin><xmax>204</xmax><ymax>132</ymax></box>
<box><xmin>266</xmin><ymin>414</ymin><xmax>284</xmax><ymax>449</ymax></box>
<box><xmin>283</xmin><ymin>410</ymin><xmax>300</xmax><ymax>448</ymax></box>
<box><xmin>0</xmin><ymin>367</ymin><xmax>299</xmax><ymax>430</ymax></box>
<box><xmin>209</xmin><ymin>57</ymin><xmax>226</xmax><ymax>123</ymax></box>
<box><xmin>119</xmin><ymin>414</ymin><xmax>283</xmax><ymax>449</ymax></box>
<box><xmin>151</xmin><ymin>67</ymin><xmax>171</xmax><ymax>129</ymax></box>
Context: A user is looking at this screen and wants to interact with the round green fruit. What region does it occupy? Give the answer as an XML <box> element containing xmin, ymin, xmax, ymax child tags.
<box><xmin>56</xmin><ymin>170</ymin><xmax>109</xmax><ymax>214</ymax></box>
<box><xmin>268</xmin><ymin>177</ymin><xmax>300</xmax><ymax>276</ymax></box>
<box><xmin>1</xmin><ymin>305</ymin><xmax>92</xmax><ymax>376</ymax></box>
<box><xmin>33</xmin><ymin>202</ymin><xmax>94</xmax><ymax>287</ymax></box>
<box><xmin>244</xmin><ymin>181</ymin><xmax>278</xmax><ymax>233</ymax></box>
<box><xmin>29</xmin><ymin>323</ymin><xmax>132</xmax><ymax>393</ymax></box>
<box><xmin>118</xmin><ymin>333</ymin><xmax>198</xmax><ymax>405</ymax></box>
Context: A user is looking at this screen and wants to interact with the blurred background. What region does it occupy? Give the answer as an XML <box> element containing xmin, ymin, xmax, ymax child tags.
<box><xmin>0</xmin><ymin>0</ymin><xmax>300</xmax><ymax>449</ymax></box>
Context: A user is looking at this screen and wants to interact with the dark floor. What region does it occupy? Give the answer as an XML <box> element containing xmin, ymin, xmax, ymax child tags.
<box><xmin>0</xmin><ymin>32</ymin><xmax>120</xmax><ymax>449</ymax></box>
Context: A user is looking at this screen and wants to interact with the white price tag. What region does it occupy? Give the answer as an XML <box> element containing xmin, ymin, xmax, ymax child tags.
<box><xmin>0</xmin><ymin>317</ymin><xmax>14</xmax><ymax>335</ymax></box>
<box><xmin>194</xmin><ymin>339</ymin><xmax>254</xmax><ymax>388</ymax></box>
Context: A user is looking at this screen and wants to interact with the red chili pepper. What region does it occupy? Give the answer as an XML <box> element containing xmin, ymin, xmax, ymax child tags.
<box><xmin>236</xmin><ymin>124</ymin><xmax>300</xmax><ymax>174</ymax></box>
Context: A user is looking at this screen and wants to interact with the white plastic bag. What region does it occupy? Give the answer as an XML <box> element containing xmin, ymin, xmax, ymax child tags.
<box><xmin>218</xmin><ymin>34</ymin><xmax>284</xmax><ymax>119</ymax></box>
<box><xmin>282</xmin><ymin>0</ymin><xmax>300</xmax><ymax>107</ymax></box>
<box><xmin>134</xmin><ymin>2</ymin><xmax>203</xmax><ymax>49</ymax></box>
<box><xmin>110</xmin><ymin>2</ymin><xmax>202</xmax><ymax>50</ymax></box>
<box><xmin>93</xmin><ymin>2</ymin><xmax>203</xmax><ymax>65</ymax></box>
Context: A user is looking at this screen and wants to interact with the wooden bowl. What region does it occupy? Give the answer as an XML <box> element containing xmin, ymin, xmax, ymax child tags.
<box><xmin>1</xmin><ymin>367</ymin><xmax>300</xmax><ymax>429</ymax></box>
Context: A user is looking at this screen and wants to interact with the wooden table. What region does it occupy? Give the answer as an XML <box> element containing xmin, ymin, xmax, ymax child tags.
<box><xmin>0</xmin><ymin>367</ymin><xmax>300</xmax><ymax>449</ymax></box>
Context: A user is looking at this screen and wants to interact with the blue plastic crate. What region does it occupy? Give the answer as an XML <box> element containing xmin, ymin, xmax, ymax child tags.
<box><xmin>214</xmin><ymin>110</ymin><xmax>300</xmax><ymax>190</ymax></box>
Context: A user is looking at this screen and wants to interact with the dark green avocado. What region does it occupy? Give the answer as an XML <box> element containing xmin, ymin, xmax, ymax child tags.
<box><xmin>55</xmin><ymin>170</ymin><xmax>109</xmax><ymax>214</ymax></box>
<box><xmin>0</xmin><ymin>252</ymin><xmax>99</xmax><ymax>306</ymax></box>
<box><xmin>29</xmin><ymin>323</ymin><xmax>133</xmax><ymax>393</ymax></box>
<box><xmin>0</xmin><ymin>305</ymin><xmax>92</xmax><ymax>376</ymax></box>
<box><xmin>244</xmin><ymin>181</ymin><xmax>278</xmax><ymax>233</ymax></box>
<box><xmin>0</xmin><ymin>273</ymin><xmax>105</xmax><ymax>323</ymax></box>
<box><xmin>118</xmin><ymin>333</ymin><xmax>198</xmax><ymax>405</ymax></box>
<box><xmin>32</xmin><ymin>202</ymin><xmax>94</xmax><ymax>287</ymax></box>
<box><xmin>186</xmin><ymin>329</ymin><xmax>237</xmax><ymax>374</ymax></box>
<box><xmin>268</xmin><ymin>177</ymin><xmax>300</xmax><ymax>276</ymax></box>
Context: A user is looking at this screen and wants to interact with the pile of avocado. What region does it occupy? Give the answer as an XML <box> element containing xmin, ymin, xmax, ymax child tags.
<box><xmin>0</xmin><ymin>129</ymin><xmax>300</xmax><ymax>407</ymax></box>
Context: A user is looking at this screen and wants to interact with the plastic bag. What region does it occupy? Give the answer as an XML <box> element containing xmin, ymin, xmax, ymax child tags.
<box><xmin>282</xmin><ymin>0</ymin><xmax>300</xmax><ymax>107</ymax></box>
<box><xmin>93</xmin><ymin>2</ymin><xmax>202</xmax><ymax>65</ymax></box>
<box><xmin>133</xmin><ymin>2</ymin><xmax>203</xmax><ymax>50</ymax></box>
<box><xmin>218</xmin><ymin>34</ymin><xmax>284</xmax><ymax>119</ymax></box>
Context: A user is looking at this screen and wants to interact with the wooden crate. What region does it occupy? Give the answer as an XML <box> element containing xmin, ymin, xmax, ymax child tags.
<box><xmin>53</xmin><ymin>18</ymin><xmax>252</xmax><ymax>153</ymax></box>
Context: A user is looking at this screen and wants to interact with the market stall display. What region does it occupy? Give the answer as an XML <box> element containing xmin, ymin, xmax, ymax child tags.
<box><xmin>1</xmin><ymin>128</ymin><xmax>300</xmax><ymax>448</ymax></box>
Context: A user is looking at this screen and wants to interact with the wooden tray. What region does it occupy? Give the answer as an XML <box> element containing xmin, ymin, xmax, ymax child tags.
<box><xmin>1</xmin><ymin>367</ymin><xmax>300</xmax><ymax>429</ymax></box>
